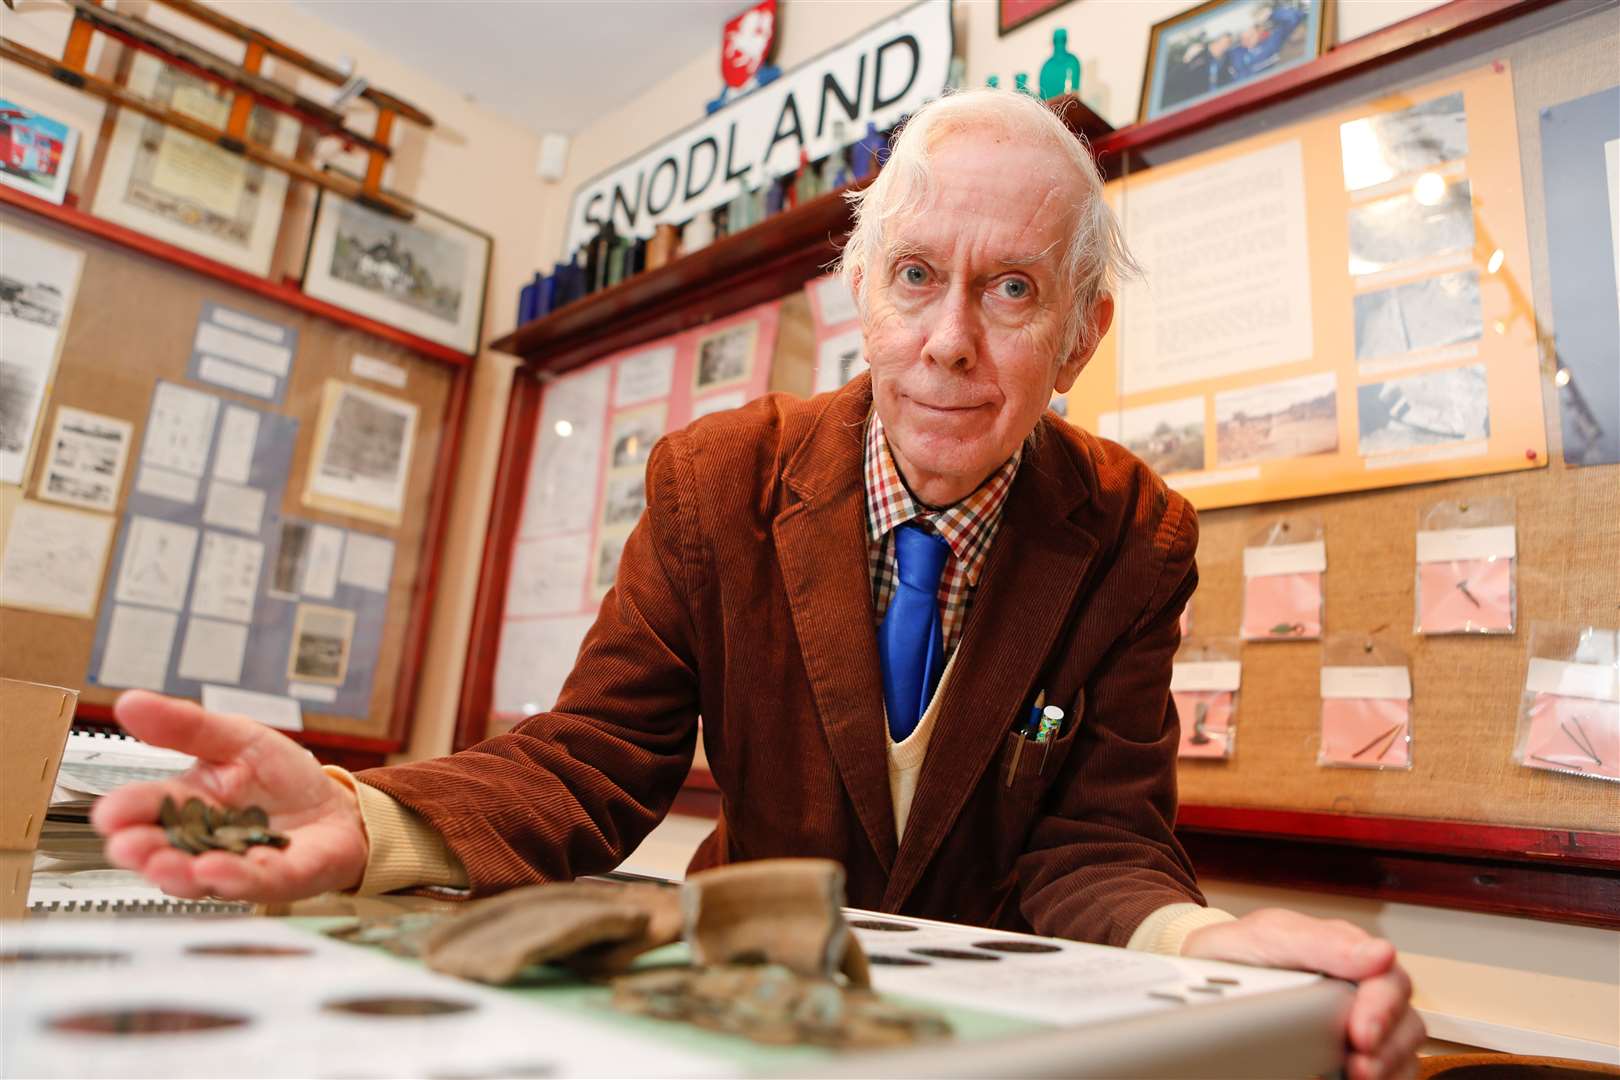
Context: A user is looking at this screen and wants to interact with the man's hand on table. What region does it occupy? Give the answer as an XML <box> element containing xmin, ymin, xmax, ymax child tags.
<box><xmin>91</xmin><ymin>690</ymin><xmax>369</xmax><ymax>903</ymax></box>
<box><xmin>1182</xmin><ymin>907</ymin><xmax>1424</xmax><ymax>1080</ymax></box>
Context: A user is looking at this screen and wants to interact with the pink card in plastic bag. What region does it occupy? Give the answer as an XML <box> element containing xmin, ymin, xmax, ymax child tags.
<box><xmin>1173</xmin><ymin>690</ymin><xmax>1232</xmax><ymax>759</ymax></box>
<box><xmin>1522</xmin><ymin>693</ymin><xmax>1619</xmax><ymax>781</ymax></box>
<box><xmin>1241</xmin><ymin>572</ymin><xmax>1322</xmax><ymax>639</ymax></box>
<box><xmin>1320</xmin><ymin>698</ymin><xmax>1410</xmax><ymax>766</ymax></box>
<box><xmin>1417</xmin><ymin>558</ymin><xmax>1514</xmax><ymax>633</ymax></box>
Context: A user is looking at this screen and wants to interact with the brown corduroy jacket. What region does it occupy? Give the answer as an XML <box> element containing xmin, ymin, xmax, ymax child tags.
<box><xmin>360</xmin><ymin>374</ymin><xmax>1204</xmax><ymax>947</ymax></box>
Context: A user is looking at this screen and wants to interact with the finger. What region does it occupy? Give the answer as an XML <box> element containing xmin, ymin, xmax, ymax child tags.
<box><xmin>139</xmin><ymin>848</ymin><xmax>211</xmax><ymax>900</ymax></box>
<box><xmin>114</xmin><ymin>691</ymin><xmax>266</xmax><ymax>764</ymax></box>
<box><xmin>91</xmin><ymin>779</ymin><xmax>192</xmax><ymax>834</ymax></box>
<box><xmin>1349</xmin><ymin>966</ymin><xmax>1414</xmax><ymax>1051</ymax></box>
<box><xmin>103</xmin><ymin>823</ymin><xmax>173</xmax><ymax>871</ymax></box>
<box><xmin>189</xmin><ymin>850</ymin><xmax>279</xmax><ymax>902</ymax></box>
<box><xmin>1375</xmin><ymin>1009</ymin><xmax>1426</xmax><ymax>1079</ymax></box>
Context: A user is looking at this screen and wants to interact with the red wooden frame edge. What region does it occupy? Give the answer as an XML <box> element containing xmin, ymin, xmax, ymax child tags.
<box><xmin>3</xmin><ymin>185</ymin><xmax>474</xmax><ymax>759</ymax></box>
<box><xmin>0</xmin><ymin>186</ymin><xmax>472</xmax><ymax>365</ymax></box>
<box><xmin>454</xmin><ymin>369</ymin><xmax>545</xmax><ymax>749</ymax></box>
<box><xmin>1178</xmin><ymin>804</ymin><xmax>1620</xmax><ymax>868</ymax></box>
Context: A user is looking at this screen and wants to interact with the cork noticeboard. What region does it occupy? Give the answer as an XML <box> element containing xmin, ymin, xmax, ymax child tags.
<box><xmin>1093</xmin><ymin>6</ymin><xmax>1620</xmax><ymax>838</ymax></box>
<box><xmin>0</xmin><ymin>203</ymin><xmax>459</xmax><ymax>748</ymax></box>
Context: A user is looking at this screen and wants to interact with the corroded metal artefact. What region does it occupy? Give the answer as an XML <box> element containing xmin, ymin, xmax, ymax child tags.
<box><xmin>159</xmin><ymin>796</ymin><xmax>288</xmax><ymax>855</ymax></box>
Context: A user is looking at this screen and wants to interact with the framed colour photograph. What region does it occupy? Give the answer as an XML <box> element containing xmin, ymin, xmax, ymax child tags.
<box><xmin>0</xmin><ymin>99</ymin><xmax>78</xmax><ymax>205</ymax></box>
<box><xmin>1140</xmin><ymin>0</ymin><xmax>1333</xmax><ymax>123</ymax></box>
<box><xmin>301</xmin><ymin>182</ymin><xmax>492</xmax><ymax>355</ymax></box>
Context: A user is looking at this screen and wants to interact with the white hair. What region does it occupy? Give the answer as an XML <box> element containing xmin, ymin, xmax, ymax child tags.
<box><xmin>838</xmin><ymin>88</ymin><xmax>1138</xmax><ymax>357</ymax></box>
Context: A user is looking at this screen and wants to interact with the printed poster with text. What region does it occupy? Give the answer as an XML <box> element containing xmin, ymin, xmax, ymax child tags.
<box><xmin>1067</xmin><ymin>64</ymin><xmax>1545</xmax><ymax>510</ymax></box>
<box><xmin>489</xmin><ymin>300</ymin><xmax>781</xmax><ymax>735</ymax></box>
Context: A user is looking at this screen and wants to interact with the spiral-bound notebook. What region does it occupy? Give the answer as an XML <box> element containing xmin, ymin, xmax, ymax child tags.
<box><xmin>30</xmin><ymin>731</ymin><xmax>248</xmax><ymax>916</ymax></box>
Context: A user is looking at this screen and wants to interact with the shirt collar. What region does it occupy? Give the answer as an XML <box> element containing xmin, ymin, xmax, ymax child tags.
<box><xmin>864</xmin><ymin>411</ymin><xmax>1021</xmax><ymax>585</ymax></box>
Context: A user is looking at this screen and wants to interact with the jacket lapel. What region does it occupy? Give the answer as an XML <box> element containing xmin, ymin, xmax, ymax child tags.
<box><xmin>773</xmin><ymin>377</ymin><xmax>898</xmax><ymax>871</ymax></box>
<box><xmin>881</xmin><ymin>421</ymin><xmax>1099</xmax><ymax>910</ymax></box>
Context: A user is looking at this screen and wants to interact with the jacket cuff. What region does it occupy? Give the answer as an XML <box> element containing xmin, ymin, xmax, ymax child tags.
<box><xmin>321</xmin><ymin>765</ymin><xmax>469</xmax><ymax>895</ymax></box>
<box><xmin>1126</xmin><ymin>902</ymin><xmax>1237</xmax><ymax>955</ymax></box>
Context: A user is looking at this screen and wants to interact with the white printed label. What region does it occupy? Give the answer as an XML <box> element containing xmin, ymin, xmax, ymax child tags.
<box><xmin>202</xmin><ymin>685</ymin><xmax>303</xmax><ymax>730</ymax></box>
<box><xmin>287</xmin><ymin>682</ymin><xmax>338</xmax><ymax>703</ymax></box>
<box><xmin>350</xmin><ymin>353</ymin><xmax>408</xmax><ymax>389</ymax></box>
<box><xmin>1171</xmin><ymin>661</ymin><xmax>1243</xmax><ymax>692</ymax></box>
<box><xmin>1244</xmin><ymin>539</ymin><xmax>1327</xmax><ymax>577</ymax></box>
<box><xmin>1321</xmin><ymin>665</ymin><xmax>1413</xmax><ymax>700</ymax></box>
<box><xmin>198</xmin><ymin>355</ymin><xmax>277</xmax><ymax>398</ymax></box>
<box><xmin>1416</xmin><ymin>525</ymin><xmax>1517</xmax><ymax>563</ymax></box>
<box><xmin>1525</xmin><ymin>659</ymin><xmax>1620</xmax><ymax>702</ymax></box>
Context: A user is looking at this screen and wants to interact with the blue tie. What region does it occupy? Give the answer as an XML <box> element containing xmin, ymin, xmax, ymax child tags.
<box><xmin>880</xmin><ymin>524</ymin><xmax>950</xmax><ymax>742</ymax></box>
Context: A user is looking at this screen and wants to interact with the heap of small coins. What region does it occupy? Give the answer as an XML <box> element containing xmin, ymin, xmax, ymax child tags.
<box><xmin>159</xmin><ymin>796</ymin><xmax>289</xmax><ymax>855</ymax></box>
<box><xmin>612</xmin><ymin>963</ymin><xmax>951</xmax><ymax>1049</ymax></box>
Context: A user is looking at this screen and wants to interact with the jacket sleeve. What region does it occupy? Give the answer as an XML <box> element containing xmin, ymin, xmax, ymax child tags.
<box><xmin>355</xmin><ymin>433</ymin><xmax>703</xmax><ymax>895</ymax></box>
<box><xmin>1015</xmin><ymin>490</ymin><xmax>1205</xmax><ymax>947</ymax></box>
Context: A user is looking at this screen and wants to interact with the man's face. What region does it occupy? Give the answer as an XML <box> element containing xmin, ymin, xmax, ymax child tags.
<box><xmin>1210</xmin><ymin>33</ymin><xmax>1233</xmax><ymax>56</ymax></box>
<box><xmin>858</xmin><ymin>131</ymin><xmax>1109</xmax><ymax>505</ymax></box>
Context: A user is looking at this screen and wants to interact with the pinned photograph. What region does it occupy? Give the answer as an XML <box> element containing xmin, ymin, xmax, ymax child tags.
<box><xmin>1140</xmin><ymin>0</ymin><xmax>1331</xmax><ymax>122</ymax></box>
<box><xmin>1340</xmin><ymin>92</ymin><xmax>1468</xmax><ymax>192</ymax></box>
<box><xmin>1</xmin><ymin>224</ymin><xmax>82</xmax><ymax>486</ymax></box>
<box><xmin>592</xmin><ymin>530</ymin><xmax>630</xmax><ymax>597</ymax></box>
<box><xmin>1215</xmin><ymin>372</ymin><xmax>1338</xmax><ymax>467</ymax></box>
<box><xmin>0</xmin><ymin>99</ymin><xmax>78</xmax><ymax>205</ymax></box>
<box><xmin>608</xmin><ymin>404</ymin><xmax>666</xmax><ymax>471</ymax></box>
<box><xmin>1354</xmin><ymin>271</ymin><xmax>1482</xmax><ymax>363</ymax></box>
<box><xmin>302</xmin><ymin>184</ymin><xmax>491</xmax><ymax>354</ymax></box>
<box><xmin>1097</xmin><ymin>397</ymin><xmax>1206</xmax><ymax>477</ymax></box>
<box><xmin>304</xmin><ymin>380</ymin><xmax>418</xmax><ymax>526</ymax></box>
<box><xmin>694</xmin><ymin>321</ymin><xmax>758</xmax><ymax>393</ymax></box>
<box><xmin>37</xmin><ymin>407</ymin><xmax>132</xmax><ymax>512</ymax></box>
<box><xmin>270</xmin><ymin>520</ymin><xmax>311</xmax><ymax>597</ymax></box>
<box><xmin>600</xmin><ymin>472</ymin><xmax>647</xmax><ymax>530</ymax></box>
<box><xmin>288</xmin><ymin>603</ymin><xmax>356</xmax><ymax>686</ymax></box>
<box><xmin>1347</xmin><ymin>178</ymin><xmax>1475</xmax><ymax>277</ymax></box>
<box><xmin>1358</xmin><ymin>363</ymin><xmax>1489</xmax><ymax>456</ymax></box>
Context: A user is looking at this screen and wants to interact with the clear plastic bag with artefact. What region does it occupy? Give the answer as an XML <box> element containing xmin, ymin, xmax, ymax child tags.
<box><xmin>1240</xmin><ymin>516</ymin><xmax>1325</xmax><ymax>641</ymax></box>
<box><xmin>1318</xmin><ymin>636</ymin><xmax>1413</xmax><ymax>770</ymax></box>
<box><xmin>1513</xmin><ymin>624</ymin><xmax>1618</xmax><ymax>783</ymax></box>
<box><xmin>1172</xmin><ymin>637</ymin><xmax>1241</xmax><ymax>760</ymax></box>
<box><xmin>1413</xmin><ymin>496</ymin><xmax>1517</xmax><ymax>635</ymax></box>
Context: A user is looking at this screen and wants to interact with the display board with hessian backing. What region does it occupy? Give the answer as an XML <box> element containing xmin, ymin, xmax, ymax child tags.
<box><xmin>0</xmin><ymin>189</ymin><xmax>471</xmax><ymax>761</ymax></box>
<box><xmin>1063</xmin><ymin>0</ymin><xmax>1619</xmax><ymax>924</ymax></box>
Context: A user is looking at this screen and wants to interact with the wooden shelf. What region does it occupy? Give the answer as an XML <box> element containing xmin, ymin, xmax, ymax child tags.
<box><xmin>1089</xmin><ymin>0</ymin><xmax>1557</xmax><ymax>166</ymax></box>
<box><xmin>0</xmin><ymin>186</ymin><xmax>474</xmax><ymax>366</ymax></box>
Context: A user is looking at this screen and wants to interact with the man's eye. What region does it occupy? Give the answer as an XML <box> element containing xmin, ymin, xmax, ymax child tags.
<box><xmin>998</xmin><ymin>278</ymin><xmax>1031</xmax><ymax>299</ymax></box>
<box><xmin>900</xmin><ymin>265</ymin><xmax>928</xmax><ymax>286</ymax></box>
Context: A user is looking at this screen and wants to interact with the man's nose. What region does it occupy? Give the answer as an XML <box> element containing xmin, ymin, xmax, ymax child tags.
<box><xmin>921</xmin><ymin>284</ymin><xmax>977</xmax><ymax>371</ymax></box>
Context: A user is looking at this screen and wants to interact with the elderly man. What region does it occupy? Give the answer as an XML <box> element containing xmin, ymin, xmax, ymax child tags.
<box><xmin>98</xmin><ymin>90</ymin><xmax>1421</xmax><ymax>1078</ymax></box>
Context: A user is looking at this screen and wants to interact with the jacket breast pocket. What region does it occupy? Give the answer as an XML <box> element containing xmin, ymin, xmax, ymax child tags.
<box><xmin>991</xmin><ymin>691</ymin><xmax>1084</xmax><ymax>855</ymax></box>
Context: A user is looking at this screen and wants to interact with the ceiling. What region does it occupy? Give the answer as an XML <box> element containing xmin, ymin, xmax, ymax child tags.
<box><xmin>291</xmin><ymin>1</ymin><xmax>737</xmax><ymax>137</ymax></box>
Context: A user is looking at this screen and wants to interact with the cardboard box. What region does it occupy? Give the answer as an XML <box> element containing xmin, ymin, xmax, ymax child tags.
<box><xmin>1</xmin><ymin>679</ymin><xmax>79</xmax><ymax>919</ymax></box>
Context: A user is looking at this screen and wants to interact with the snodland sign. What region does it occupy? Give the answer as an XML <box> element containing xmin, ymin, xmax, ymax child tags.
<box><xmin>565</xmin><ymin>0</ymin><xmax>953</xmax><ymax>253</ymax></box>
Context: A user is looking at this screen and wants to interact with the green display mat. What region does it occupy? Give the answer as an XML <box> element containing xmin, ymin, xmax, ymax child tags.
<box><xmin>294</xmin><ymin>918</ymin><xmax>1049</xmax><ymax>1071</ymax></box>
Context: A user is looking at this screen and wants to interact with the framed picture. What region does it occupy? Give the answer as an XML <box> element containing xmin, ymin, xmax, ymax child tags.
<box><xmin>1140</xmin><ymin>0</ymin><xmax>1333</xmax><ymax>123</ymax></box>
<box><xmin>301</xmin><ymin>182</ymin><xmax>492</xmax><ymax>355</ymax></box>
<box><xmin>302</xmin><ymin>379</ymin><xmax>419</xmax><ymax>527</ymax></box>
<box><xmin>693</xmin><ymin>320</ymin><xmax>758</xmax><ymax>394</ymax></box>
<box><xmin>997</xmin><ymin>0</ymin><xmax>1078</xmax><ymax>36</ymax></box>
<box><xmin>287</xmin><ymin>603</ymin><xmax>356</xmax><ymax>686</ymax></box>
<box><xmin>90</xmin><ymin>53</ymin><xmax>296</xmax><ymax>275</ymax></box>
<box><xmin>0</xmin><ymin>99</ymin><xmax>79</xmax><ymax>205</ymax></box>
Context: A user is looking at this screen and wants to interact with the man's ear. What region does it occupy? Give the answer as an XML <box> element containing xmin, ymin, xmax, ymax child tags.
<box><xmin>1054</xmin><ymin>295</ymin><xmax>1114</xmax><ymax>394</ymax></box>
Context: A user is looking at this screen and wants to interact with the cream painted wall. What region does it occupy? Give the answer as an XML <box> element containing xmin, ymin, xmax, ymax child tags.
<box><xmin>0</xmin><ymin>0</ymin><xmax>550</xmax><ymax>762</ymax></box>
<box><xmin>538</xmin><ymin>0</ymin><xmax>1450</xmax><ymax>265</ymax></box>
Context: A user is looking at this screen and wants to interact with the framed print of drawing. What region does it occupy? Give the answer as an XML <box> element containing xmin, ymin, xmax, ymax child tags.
<box><xmin>0</xmin><ymin>99</ymin><xmax>79</xmax><ymax>205</ymax></box>
<box><xmin>303</xmin><ymin>379</ymin><xmax>419</xmax><ymax>527</ymax></box>
<box><xmin>301</xmin><ymin>185</ymin><xmax>492</xmax><ymax>355</ymax></box>
<box><xmin>1140</xmin><ymin>0</ymin><xmax>1333</xmax><ymax>123</ymax></box>
<box><xmin>90</xmin><ymin>53</ymin><xmax>296</xmax><ymax>276</ymax></box>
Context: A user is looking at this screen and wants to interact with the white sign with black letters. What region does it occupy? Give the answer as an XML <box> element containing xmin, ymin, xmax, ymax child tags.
<box><xmin>565</xmin><ymin>0</ymin><xmax>953</xmax><ymax>252</ymax></box>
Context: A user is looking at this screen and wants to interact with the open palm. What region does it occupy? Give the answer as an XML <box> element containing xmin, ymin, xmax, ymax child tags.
<box><xmin>91</xmin><ymin>691</ymin><xmax>369</xmax><ymax>904</ymax></box>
